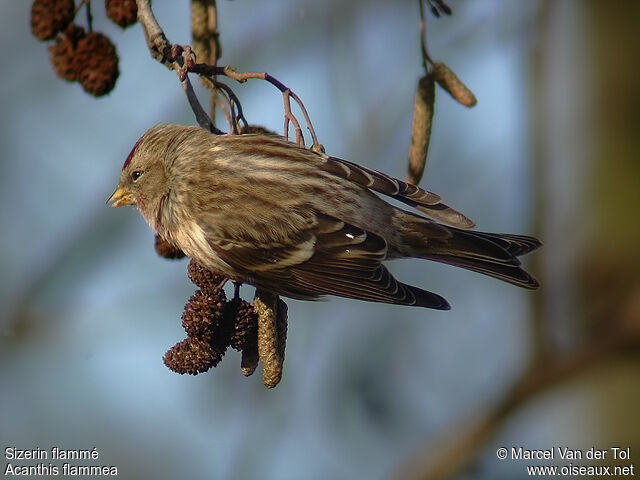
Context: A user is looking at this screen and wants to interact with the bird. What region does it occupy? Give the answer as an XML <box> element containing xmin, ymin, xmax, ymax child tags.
<box><xmin>108</xmin><ymin>123</ymin><xmax>541</xmax><ymax>310</ymax></box>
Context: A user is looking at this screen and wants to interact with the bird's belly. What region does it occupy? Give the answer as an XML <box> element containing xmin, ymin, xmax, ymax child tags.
<box><xmin>164</xmin><ymin>220</ymin><xmax>239</xmax><ymax>279</ymax></box>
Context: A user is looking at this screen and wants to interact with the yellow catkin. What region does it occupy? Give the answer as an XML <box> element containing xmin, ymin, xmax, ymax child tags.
<box><xmin>407</xmin><ymin>74</ymin><xmax>435</xmax><ymax>185</ymax></box>
<box><xmin>191</xmin><ymin>0</ymin><xmax>212</xmax><ymax>62</ymax></box>
<box><xmin>432</xmin><ymin>62</ymin><xmax>477</xmax><ymax>108</ymax></box>
<box><xmin>254</xmin><ymin>290</ymin><xmax>284</xmax><ymax>388</ymax></box>
<box><xmin>191</xmin><ymin>0</ymin><xmax>220</xmax><ymax>96</ymax></box>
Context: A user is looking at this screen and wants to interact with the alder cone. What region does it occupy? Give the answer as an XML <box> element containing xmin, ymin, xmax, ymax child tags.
<box><xmin>30</xmin><ymin>0</ymin><xmax>75</xmax><ymax>41</ymax></box>
<box><xmin>75</xmin><ymin>32</ymin><xmax>120</xmax><ymax>97</ymax></box>
<box><xmin>225</xmin><ymin>298</ymin><xmax>258</xmax><ymax>352</ymax></box>
<box><xmin>154</xmin><ymin>234</ymin><xmax>185</xmax><ymax>259</ymax></box>
<box><xmin>163</xmin><ymin>337</ymin><xmax>221</xmax><ymax>375</ymax></box>
<box><xmin>181</xmin><ymin>289</ymin><xmax>227</xmax><ymax>337</ymax></box>
<box><xmin>105</xmin><ymin>0</ymin><xmax>138</xmax><ymax>29</ymax></box>
<box><xmin>48</xmin><ymin>24</ymin><xmax>87</xmax><ymax>82</ymax></box>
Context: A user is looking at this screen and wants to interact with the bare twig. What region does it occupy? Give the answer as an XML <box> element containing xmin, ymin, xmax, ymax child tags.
<box><xmin>85</xmin><ymin>0</ymin><xmax>93</xmax><ymax>32</ymax></box>
<box><xmin>426</xmin><ymin>0</ymin><xmax>452</xmax><ymax>17</ymax></box>
<box><xmin>74</xmin><ymin>0</ymin><xmax>90</xmax><ymax>27</ymax></box>
<box><xmin>193</xmin><ymin>64</ymin><xmax>322</xmax><ymax>147</ymax></box>
<box><xmin>178</xmin><ymin>67</ymin><xmax>218</xmax><ymax>133</ymax></box>
<box><xmin>213</xmin><ymin>94</ymin><xmax>233</xmax><ymax>131</ymax></box>
<box><xmin>136</xmin><ymin>0</ymin><xmax>320</xmax><ymax>147</ymax></box>
<box><xmin>418</xmin><ymin>0</ymin><xmax>433</xmax><ymax>72</ymax></box>
<box><xmin>201</xmin><ymin>76</ymin><xmax>249</xmax><ymax>133</ymax></box>
<box><xmin>173</xmin><ymin>46</ymin><xmax>221</xmax><ymax>133</ymax></box>
<box><xmin>136</xmin><ymin>0</ymin><xmax>174</xmax><ymax>68</ymax></box>
<box><xmin>283</xmin><ymin>89</ymin><xmax>304</xmax><ymax>145</ymax></box>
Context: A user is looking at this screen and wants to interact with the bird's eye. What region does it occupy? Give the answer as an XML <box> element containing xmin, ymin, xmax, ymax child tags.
<box><xmin>131</xmin><ymin>170</ymin><xmax>143</xmax><ymax>181</ymax></box>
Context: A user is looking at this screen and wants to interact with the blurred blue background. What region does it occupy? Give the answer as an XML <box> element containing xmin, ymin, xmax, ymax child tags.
<box><xmin>1</xmin><ymin>1</ymin><xmax>638</xmax><ymax>479</ymax></box>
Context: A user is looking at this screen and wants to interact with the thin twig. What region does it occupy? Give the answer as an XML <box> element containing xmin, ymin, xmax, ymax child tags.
<box><xmin>136</xmin><ymin>1</ymin><xmax>320</xmax><ymax>146</ymax></box>
<box><xmin>178</xmin><ymin>68</ymin><xmax>219</xmax><ymax>133</ymax></box>
<box><xmin>211</xmin><ymin>82</ymin><xmax>236</xmax><ymax>131</ymax></box>
<box><xmin>174</xmin><ymin>47</ymin><xmax>221</xmax><ymax>133</ymax></box>
<box><xmin>283</xmin><ymin>90</ymin><xmax>304</xmax><ymax>145</ymax></box>
<box><xmin>86</xmin><ymin>0</ymin><xmax>93</xmax><ymax>32</ymax></box>
<box><xmin>213</xmin><ymin>94</ymin><xmax>233</xmax><ymax>131</ymax></box>
<box><xmin>418</xmin><ymin>0</ymin><xmax>432</xmax><ymax>73</ymax></box>
<box><xmin>288</xmin><ymin>89</ymin><xmax>321</xmax><ymax>148</ymax></box>
<box><xmin>74</xmin><ymin>0</ymin><xmax>89</xmax><ymax>20</ymax></box>
<box><xmin>199</xmin><ymin>74</ymin><xmax>248</xmax><ymax>133</ymax></box>
<box><xmin>208</xmin><ymin>78</ymin><xmax>249</xmax><ymax>132</ymax></box>
<box><xmin>193</xmin><ymin>65</ymin><xmax>321</xmax><ymax>146</ymax></box>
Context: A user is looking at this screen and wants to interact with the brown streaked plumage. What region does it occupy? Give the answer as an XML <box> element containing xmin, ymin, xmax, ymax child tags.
<box><xmin>108</xmin><ymin>123</ymin><xmax>541</xmax><ymax>309</ymax></box>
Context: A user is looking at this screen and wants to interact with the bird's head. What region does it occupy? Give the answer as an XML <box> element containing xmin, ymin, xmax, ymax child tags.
<box><xmin>107</xmin><ymin>125</ymin><xmax>173</xmax><ymax>227</ymax></box>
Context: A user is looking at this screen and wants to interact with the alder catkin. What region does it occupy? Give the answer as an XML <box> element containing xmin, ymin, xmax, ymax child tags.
<box><xmin>254</xmin><ymin>290</ymin><xmax>283</xmax><ymax>388</ymax></box>
<box><xmin>432</xmin><ymin>62</ymin><xmax>477</xmax><ymax>108</ymax></box>
<box><xmin>407</xmin><ymin>73</ymin><xmax>435</xmax><ymax>185</ymax></box>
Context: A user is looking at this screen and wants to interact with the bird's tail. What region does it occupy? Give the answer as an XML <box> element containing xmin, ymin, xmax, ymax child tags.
<box><xmin>400</xmin><ymin>216</ymin><xmax>541</xmax><ymax>289</ymax></box>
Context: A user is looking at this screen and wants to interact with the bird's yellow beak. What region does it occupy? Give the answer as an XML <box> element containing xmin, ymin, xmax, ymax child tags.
<box><xmin>107</xmin><ymin>185</ymin><xmax>135</xmax><ymax>207</ymax></box>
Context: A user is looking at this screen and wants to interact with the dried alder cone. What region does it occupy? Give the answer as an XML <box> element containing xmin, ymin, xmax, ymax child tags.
<box><xmin>105</xmin><ymin>0</ymin><xmax>138</xmax><ymax>29</ymax></box>
<box><xmin>109</xmin><ymin>124</ymin><xmax>540</xmax><ymax>311</ymax></box>
<box><xmin>48</xmin><ymin>24</ymin><xmax>86</xmax><ymax>82</ymax></box>
<box><xmin>31</xmin><ymin>0</ymin><xmax>75</xmax><ymax>41</ymax></box>
<box><xmin>163</xmin><ymin>259</ymin><xmax>284</xmax><ymax>387</ymax></box>
<box><xmin>163</xmin><ymin>336</ymin><xmax>221</xmax><ymax>376</ymax></box>
<box><xmin>225</xmin><ymin>298</ymin><xmax>260</xmax><ymax>376</ymax></box>
<box><xmin>75</xmin><ymin>32</ymin><xmax>120</xmax><ymax>96</ymax></box>
<box><xmin>154</xmin><ymin>234</ymin><xmax>186</xmax><ymax>259</ymax></box>
<box><xmin>31</xmin><ymin>0</ymin><xmax>122</xmax><ymax>96</ymax></box>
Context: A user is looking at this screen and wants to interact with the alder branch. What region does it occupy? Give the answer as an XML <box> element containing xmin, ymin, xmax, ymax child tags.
<box><xmin>135</xmin><ymin>0</ymin><xmax>320</xmax><ymax>146</ymax></box>
<box><xmin>193</xmin><ymin>65</ymin><xmax>322</xmax><ymax>147</ymax></box>
<box><xmin>136</xmin><ymin>0</ymin><xmax>175</xmax><ymax>68</ymax></box>
<box><xmin>418</xmin><ymin>0</ymin><xmax>433</xmax><ymax>72</ymax></box>
<box><xmin>177</xmin><ymin>64</ymin><xmax>219</xmax><ymax>134</ymax></box>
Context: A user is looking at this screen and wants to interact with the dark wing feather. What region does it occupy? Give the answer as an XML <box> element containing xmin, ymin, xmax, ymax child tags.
<box><xmin>209</xmin><ymin>214</ymin><xmax>450</xmax><ymax>309</ymax></box>
<box><xmin>473</xmin><ymin>232</ymin><xmax>542</xmax><ymax>257</ymax></box>
<box><xmin>321</xmin><ymin>156</ymin><xmax>475</xmax><ymax>229</ymax></box>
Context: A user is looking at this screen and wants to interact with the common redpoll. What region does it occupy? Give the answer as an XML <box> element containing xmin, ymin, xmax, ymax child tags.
<box><xmin>108</xmin><ymin>124</ymin><xmax>540</xmax><ymax>309</ymax></box>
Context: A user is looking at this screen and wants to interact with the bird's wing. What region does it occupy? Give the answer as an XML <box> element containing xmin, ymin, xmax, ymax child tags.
<box><xmin>320</xmin><ymin>156</ymin><xmax>476</xmax><ymax>229</ymax></box>
<box><xmin>207</xmin><ymin>213</ymin><xmax>450</xmax><ymax>309</ymax></box>
<box><xmin>202</xmin><ymin>133</ymin><xmax>473</xmax><ymax>229</ymax></box>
